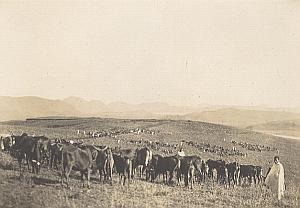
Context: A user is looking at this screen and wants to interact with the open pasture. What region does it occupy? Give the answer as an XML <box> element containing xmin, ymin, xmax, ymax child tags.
<box><xmin>0</xmin><ymin>118</ymin><xmax>299</xmax><ymax>208</ymax></box>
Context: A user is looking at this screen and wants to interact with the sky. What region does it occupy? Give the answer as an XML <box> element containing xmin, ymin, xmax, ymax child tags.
<box><xmin>0</xmin><ymin>0</ymin><xmax>299</xmax><ymax>107</ymax></box>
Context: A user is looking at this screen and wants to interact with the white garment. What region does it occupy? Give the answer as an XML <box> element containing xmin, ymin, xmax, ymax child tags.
<box><xmin>177</xmin><ymin>151</ymin><xmax>185</xmax><ymax>157</ymax></box>
<box><xmin>265</xmin><ymin>162</ymin><xmax>285</xmax><ymax>200</ymax></box>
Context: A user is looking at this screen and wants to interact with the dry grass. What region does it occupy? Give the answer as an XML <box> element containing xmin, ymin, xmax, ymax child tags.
<box><xmin>0</xmin><ymin>118</ymin><xmax>299</xmax><ymax>208</ymax></box>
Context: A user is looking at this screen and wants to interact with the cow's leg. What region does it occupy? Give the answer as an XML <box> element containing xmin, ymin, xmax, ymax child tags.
<box><xmin>184</xmin><ymin>173</ymin><xmax>188</xmax><ymax>187</ymax></box>
<box><xmin>81</xmin><ymin>171</ymin><xmax>85</xmax><ymax>188</ymax></box>
<box><xmin>18</xmin><ymin>155</ymin><xmax>23</xmax><ymax>172</ymax></box>
<box><xmin>26</xmin><ymin>155</ymin><xmax>30</xmax><ymax>171</ymax></box>
<box><xmin>169</xmin><ymin>171</ymin><xmax>174</xmax><ymax>185</ymax></box>
<box><xmin>65</xmin><ymin>166</ymin><xmax>72</xmax><ymax>188</ymax></box>
<box><xmin>139</xmin><ymin>165</ymin><xmax>142</xmax><ymax>178</ymax></box>
<box><xmin>253</xmin><ymin>175</ymin><xmax>256</xmax><ymax>185</ymax></box>
<box><xmin>176</xmin><ymin>170</ymin><xmax>181</xmax><ymax>186</ymax></box>
<box><xmin>128</xmin><ymin>162</ymin><xmax>132</xmax><ymax>185</ymax></box>
<box><xmin>99</xmin><ymin>168</ymin><xmax>102</xmax><ymax>182</ymax></box>
<box><xmin>61</xmin><ymin>164</ymin><xmax>67</xmax><ymax>187</ymax></box>
<box><xmin>190</xmin><ymin>172</ymin><xmax>194</xmax><ymax>189</ymax></box>
<box><xmin>123</xmin><ymin>172</ymin><xmax>126</xmax><ymax>186</ymax></box>
<box><xmin>86</xmin><ymin>169</ymin><xmax>91</xmax><ymax>189</ymax></box>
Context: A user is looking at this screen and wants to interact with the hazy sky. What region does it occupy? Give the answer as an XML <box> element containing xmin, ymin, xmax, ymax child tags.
<box><xmin>0</xmin><ymin>0</ymin><xmax>299</xmax><ymax>107</ymax></box>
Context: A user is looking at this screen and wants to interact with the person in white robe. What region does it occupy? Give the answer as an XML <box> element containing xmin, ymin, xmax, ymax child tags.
<box><xmin>265</xmin><ymin>156</ymin><xmax>285</xmax><ymax>200</ymax></box>
<box><xmin>177</xmin><ymin>148</ymin><xmax>185</xmax><ymax>157</ymax></box>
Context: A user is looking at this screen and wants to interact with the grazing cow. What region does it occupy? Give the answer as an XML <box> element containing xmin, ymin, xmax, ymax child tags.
<box><xmin>133</xmin><ymin>147</ymin><xmax>152</xmax><ymax>178</ymax></box>
<box><xmin>95</xmin><ymin>147</ymin><xmax>114</xmax><ymax>184</ymax></box>
<box><xmin>207</xmin><ymin>159</ymin><xmax>226</xmax><ymax>183</ymax></box>
<box><xmin>238</xmin><ymin>165</ymin><xmax>257</xmax><ymax>186</ymax></box>
<box><xmin>226</xmin><ymin>162</ymin><xmax>240</xmax><ymax>187</ymax></box>
<box><xmin>178</xmin><ymin>156</ymin><xmax>202</xmax><ymax>188</ymax></box>
<box><xmin>152</xmin><ymin>155</ymin><xmax>181</xmax><ymax>185</ymax></box>
<box><xmin>61</xmin><ymin>144</ymin><xmax>93</xmax><ymax>188</ymax></box>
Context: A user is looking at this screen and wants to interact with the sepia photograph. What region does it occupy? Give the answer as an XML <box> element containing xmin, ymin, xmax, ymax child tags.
<box><xmin>0</xmin><ymin>1</ymin><xmax>299</xmax><ymax>207</ymax></box>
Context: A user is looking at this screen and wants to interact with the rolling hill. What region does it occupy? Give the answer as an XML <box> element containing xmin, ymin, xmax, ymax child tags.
<box><xmin>1</xmin><ymin>96</ymin><xmax>300</xmax><ymax>131</ymax></box>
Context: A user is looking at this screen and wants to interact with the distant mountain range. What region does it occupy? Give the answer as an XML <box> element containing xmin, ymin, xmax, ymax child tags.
<box><xmin>1</xmin><ymin>96</ymin><xmax>300</xmax><ymax>128</ymax></box>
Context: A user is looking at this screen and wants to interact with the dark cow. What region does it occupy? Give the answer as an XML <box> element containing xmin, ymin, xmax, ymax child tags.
<box><xmin>133</xmin><ymin>147</ymin><xmax>152</xmax><ymax>178</ymax></box>
<box><xmin>14</xmin><ymin>134</ymin><xmax>50</xmax><ymax>173</ymax></box>
<box><xmin>178</xmin><ymin>156</ymin><xmax>202</xmax><ymax>188</ymax></box>
<box><xmin>207</xmin><ymin>159</ymin><xmax>226</xmax><ymax>183</ymax></box>
<box><xmin>28</xmin><ymin>139</ymin><xmax>42</xmax><ymax>174</ymax></box>
<box><xmin>49</xmin><ymin>142</ymin><xmax>63</xmax><ymax>169</ymax></box>
<box><xmin>152</xmin><ymin>155</ymin><xmax>181</xmax><ymax>185</ymax></box>
<box><xmin>14</xmin><ymin>135</ymin><xmax>37</xmax><ymax>171</ymax></box>
<box><xmin>112</xmin><ymin>148</ymin><xmax>135</xmax><ymax>185</ymax></box>
<box><xmin>95</xmin><ymin>147</ymin><xmax>114</xmax><ymax>184</ymax></box>
<box><xmin>225</xmin><ymin>162</ymin><xmax>240</xmax><ymax>187</ymax></box>
<box><xmin>238</xmin><ymin>165</ymin><xmax>257</xmax><ymax>186</ymax></box>
<box><xmin>61</xmin><ymin>144</ymin><xmax>93</xmax><ymax>188</ymax></box>
<box><xmin>146</xmin><ymin>154</ymin><xmax>163</xmax><ymax>182</ymax></box>
<box><xmin>113</xmin><ymin>154</ymin><xmax>133</xmax><ymax>185</ymax></box>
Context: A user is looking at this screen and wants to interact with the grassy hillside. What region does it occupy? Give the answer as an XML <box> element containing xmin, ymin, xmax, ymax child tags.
<box><xmin>169</xmin><ymin>108</ymin><xmax>300</xmax><ymax>128</ymax></box>
<box><xmin>0</xmin><ymin>118</ymin><xmax>299</xmax><ymax>207</ymax></box>
<box><xmin>247</xmin><ymin>119</ymin><xmax>300</xmax><ymax>138</ymax></box>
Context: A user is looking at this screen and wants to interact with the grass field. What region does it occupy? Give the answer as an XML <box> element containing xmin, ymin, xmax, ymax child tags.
<box><xmin>0</xmin><ymin>118</ymin><xmax>299</xmax><ymax>208</ymax></box>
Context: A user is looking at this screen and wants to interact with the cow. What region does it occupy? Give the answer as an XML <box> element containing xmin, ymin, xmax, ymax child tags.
<box><xmin>113</xmin><ymin>153</ymin><xmax>133</xmax><ymax>186</ymax></box>
<box><xmin>12</xmin><ymin>134</ymin><xmax>50</xmax><ymax>174</ymax></box>
<box><xmin>178</xmin><ymin>156</ymin><xmax>202</xmax><ymax>188</ymax></box>
<box><xmin>238</xmin><ymin>165</ymin><xmax>257</xmax><ymax>186</ymax></box>
<box><xmin>133</xmin><ymin>147</ymin><xmax>152</xmax><ymax>178</ymax></box>
<box><xmin>28</xmin><ymin>139</ymin><xmax>42</xmax><ymax>174</ymax></box>
<box><xmin>95</xmin><ymin>147</ymin><xmax>114</xmax><ymax>184</ymax></box>
<box><xmin>146</xmin><ymin>154</ymin><xmax>162</xmax><ymax>182</ymax></box>
<box><xmin>206</xmin><ymin>159</ymin><xmax>226</xmax><ymax>183</ymax></box>
<box><xmin>112</xmin><ymin>148</ymin><xmax>135</xmax><ymax>185</ymax></box>
<box><xmin>61</xmin><ymin>144</ymin><xmax>93</xmax><ymax>188</ymax></box>
<box><xmin>152</xmin><ymin>155</ymin><xmax>181</xmax><ymax>185</ymax></box>
<box><xmin>226</xmin><ymin>162</ymin><xmax>240</xmax><ymax>187</ymax></box>
<box><xmin>49</xmin><ymin>142</ymin><xmax>63</xmax><ymax>169</ymax></box>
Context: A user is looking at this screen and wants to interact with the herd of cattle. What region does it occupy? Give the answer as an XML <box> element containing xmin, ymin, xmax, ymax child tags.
<box><xmin>0</xmin><ymin>133</ymin><xmax>268</xmax><ymax>190</ymax></box>
<box><xmin>78</xmin><ymin>128</ymin><xmax>156</xmax><ymax>139</ymax></box>
<box><xmin>231</xmin><ymin>140</ymin><xmax>278</xmax><ymax>152</ymax></box>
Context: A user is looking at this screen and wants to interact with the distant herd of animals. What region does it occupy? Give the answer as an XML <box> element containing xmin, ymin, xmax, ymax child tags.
<box><xmin>0</xmin><ymin>131</ymin><xmax>276</xmax><ymax>189</ymax></box>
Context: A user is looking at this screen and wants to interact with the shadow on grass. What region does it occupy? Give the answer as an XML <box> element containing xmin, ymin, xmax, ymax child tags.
<box><xmin>31</xmin><ymin>176</ymin><xmax>58</xmax><ymax>186</ymax></box>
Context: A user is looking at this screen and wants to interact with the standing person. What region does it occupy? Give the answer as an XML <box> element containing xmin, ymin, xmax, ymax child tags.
<box><xmin>265</xmin><ymin>156</ymin><xmax>285</xmax><ymax>200</ymax></box>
